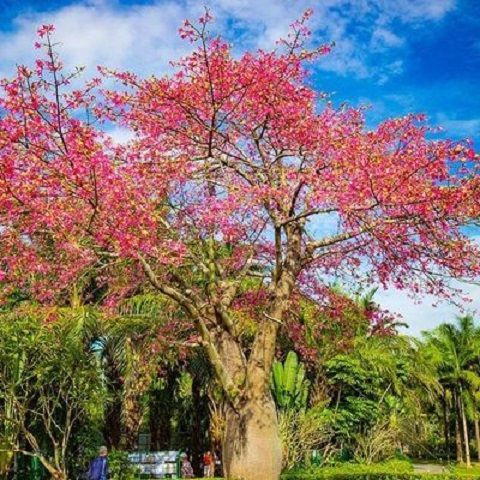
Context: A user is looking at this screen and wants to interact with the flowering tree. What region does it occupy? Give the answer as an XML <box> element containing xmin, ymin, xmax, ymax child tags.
<box><xmin>1</xmin><ymin>13</ymin><xmax>480</xmax><ymax>480</ymax></box>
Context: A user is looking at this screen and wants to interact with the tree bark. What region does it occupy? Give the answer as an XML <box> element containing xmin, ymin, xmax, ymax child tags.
<box><xmin>220</xmin><ymin>299</ymin><xmax>287</xmax><ymax>480</ymax></box>
<box><xmin>220</xmin><ymin>225</ymin><xmax>301</xmax><ymax>480</ymax></box>
<box><xmin>104</xmin><ymin>364</ymin><xmax>123</xmax><ymax>449</ymax></box>
<box><xmin>459</xmin><ymin>392</ymin><xmax>471</xmax><ymax>467</ymax></box>
<box><xmin>442</xmin><ymin>391</ymin><xmax>450</xmax><ymax>460</ymax></box>
<box><xmin>120</xmin><ymin>394</ymin><xmax>142</xmax><ymax>450</ymax></box>
<box><xmin>223</xmin><ymin>395</ymin><xmax>282</xmax><ymax>480</ymax></box>
<box><xmin>149</xmin><ymin>382</ymin><xmax>173</xmax><ymax>451</ymax></box>
<box><xmin>455</xmin><ymin>391</ymin><xmax>464</xmax><ymax>464</ymax></box>
<box><xmin>475</xmin><ymin>416</ymin><xmax>480</xmax><ymax>463</ymax></box>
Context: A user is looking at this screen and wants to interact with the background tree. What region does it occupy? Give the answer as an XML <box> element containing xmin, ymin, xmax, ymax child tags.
<box><xmin>423</xmin><ymin>315</ymin><xmax>480</xmax><ymax>467</ymax></box>
<box><xmin>0</xmin><ymin>309</ymin><xmax>40</xmax><ymax>479</ymax></box>
<box><xmin>0</xmin><ymin>307</ymin><xmax>106</xmax><ymax>480</ymax></box>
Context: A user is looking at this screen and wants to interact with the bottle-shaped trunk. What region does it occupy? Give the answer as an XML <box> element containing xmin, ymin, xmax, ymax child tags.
<box><xmin>222</xmin><ymin>394</ymin><xmax>282</xmax><ymax>480</ymax></box>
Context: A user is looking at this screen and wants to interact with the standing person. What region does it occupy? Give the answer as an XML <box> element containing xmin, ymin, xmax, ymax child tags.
<box><xmin>180</xmin><ymin>453</ymin><xmax>194</xmax><ymax>478</ymax></box>
<box><xmin>203</xmin><ymin>451</ymin><xmax>214</xmax><ymax>477</ymax></box>
<box><xmin>87</xmin><ymin>446</ymin><xmax>109</xmax><ymax>480</ymax></box>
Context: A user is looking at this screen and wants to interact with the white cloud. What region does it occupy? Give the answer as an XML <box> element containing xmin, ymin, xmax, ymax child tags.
<box><xmin>378</xmin><ymin>235</ymin><xmax>480</xmax><ymax>336</ymax></box>
<box><xmin>371</xmin><ymin>27</ymin><xmax>405</xmax><ymax>49</ymax></box>
<box><xmin>107</xmin><ymin>126</ymin><xmax>135</xmax><ymax>145</ymax></box>
<box><xmin>0</xmin><ymin>0</ymin><xmax>458</xmax><ymax>82</ymax></box>
<box><xmin>0</xmin><ymin>1</ymin><xmax>191</xmax><ymax>78</ymax></box>
<box><xmin>385</xmin><ymin>0</ymin><xmax>456</xmax><ymax>22</ymax></box>
<box><xmin>376</xmin><ymin>59</ymin><xmax>404</xmax><ymax>85</ymax></box>
<box><xmin>436</xmin><ymin>114</ymin><xmax>480</xmax><ymax>139</ymax></box>
<box><xmin>377</xmin><ymin>281</ymin><xmax>480</xmax><ymax>336</ymax></box>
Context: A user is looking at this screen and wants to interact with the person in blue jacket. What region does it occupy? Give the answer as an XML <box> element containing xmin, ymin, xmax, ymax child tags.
<box><xmin>88</xmin><ymin>446</ymin><xmax>109</xmax><ymax>480</ymax></box>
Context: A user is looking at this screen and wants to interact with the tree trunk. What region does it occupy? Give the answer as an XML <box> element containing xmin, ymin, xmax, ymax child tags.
<box><xmin>36</xmin><ymin>456</ymin><xmax>66</xmax><ymax>480</ymax></box>
<box><xmin>144</xmin><ymin>222</ymin><xmax>302</xmax><ymax>480</ymax></box>
<box><xmin>190</xmin><ymin>377</ymin><xmax>210</xmax><ymax>477</ymax></box>
<box><xmin>443</xmin><ymin>391</ymin><xmax>450</xmax><ymax>460</ymax></box>
<box><xmin>120</xmin><ymin>394</ymin><xmax>142</xmax><ymax>450</ymax></box>
<box><xmin>103</xmin><ymin>353</ymin><xmax>123</xmax><ymax>449</ymax></box>
<box><xmin>223</xmin><ymin>395</ymin><xmax>282</xmax><ymax>480</ymax></box>
<box><xmin>475</xmin><ymin>417</ymin><xmax>480</xmax><ymax>463</ymax></box>
<box><xmin>218</xmin><ymin>247</ymin><xmax>299</xmax><ymax>480</ymax></box>
<box><xmin>455</xmin><ymin>395</ymin><xmax>464</xmax><ymax>464</ymax></box>
<box><xmin>149</xmin><ymin>372</ymin><xmax>175</xmax><ymax>450</ymax></box>
<box><xmin>459</xmin><ymin>392</ymin><xmax>471</xmax><ymax>467</ymax></box>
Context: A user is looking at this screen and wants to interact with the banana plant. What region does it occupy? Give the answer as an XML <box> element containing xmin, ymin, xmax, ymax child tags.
<box><xmin>272</xmin><ymin>351</ymin><xmax>310</xmax><ymax>411</ymax></box>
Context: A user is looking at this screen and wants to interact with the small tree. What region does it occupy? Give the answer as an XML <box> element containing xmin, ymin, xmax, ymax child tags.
<box><xmin>0</xmin><ymin>308</ymin><xmax>106</xmax><ymax>480</ymax></box>
<box><xmin>0</xmin><ymin>310</ymin><xmax>40</xmax><ymax>479</ymax></box>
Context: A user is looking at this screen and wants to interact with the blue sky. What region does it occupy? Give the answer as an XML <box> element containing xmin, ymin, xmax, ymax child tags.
<box><xmin>0</xmin><ymin>0</ymin><xmax>479</xmax><ymax>333</ymax></box>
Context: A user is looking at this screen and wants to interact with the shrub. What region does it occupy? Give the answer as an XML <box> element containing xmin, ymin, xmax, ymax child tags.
<box><xmin>353</xmin><ymin>422</ymin><xmax>400</xmax><ymax>464</ymax></box>
<box><xmin>279</xmin><ymin>405</ymin><xmax>334</xmax><ymax>470</ymax></box>
<box><xmin>108</xmin><ymin>450</ymin><xmax>139</xmax><ymax>480</ymax></box>
<box><xmin>282</xmin><ymin>459</ymin><xmax>414</xmax><ymax>479</ymax></box>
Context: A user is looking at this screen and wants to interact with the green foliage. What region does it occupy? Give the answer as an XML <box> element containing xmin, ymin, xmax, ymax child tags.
<box><xmin>2</xmin><ymin>288</ymin><xmax>480</xmax><ymax>478</ymax></box>
<box><xmin>421</xmin><ymin>315</ymin><xmax>480</xmax><ymax>463</ymax></box>
<box><xmin>281</xmin><ymin>474</ymin><xmax>461</xmax><ymax>480</ymax></box>
<box><xmin>108</xmin><ymin>450</ymin><xmax>140</xmax><ymax>480</ymax></box>
<box><xmin>273</xmin><ymin>351</ymin><xmax>310</xmax><ymax>411</ymax></box>
<box><xmin>69</xmin><ymin>422</ymin><xmax>105</xmax><ymax>478</ymax></box>
<box><xmin>0</xmin><ymin>306</ymin><xmax>107</xmax><ymax>478</ymax></box>
<box><xmin>423</xmin><ymin>315</ymin><xmax>480</xmax><ymax>398</ymax></box>
<box><xmin>452</xmin><ymin>463</ymin><xmax>480</xmax><ymax>477</ymax></box>
<box><xmin>282</xmin><ymin>459</ymin><xmax>413</xmax><ymax>478</ymax></box>
<box><xmin>317</xmin><ymin>333</ymin><xmax>441</xmax><ymax>462</ymax></box>
<box><xmin>279</xmin><ymin>405</ymin><xmax>333</xmax><ymax>471</ymax></box>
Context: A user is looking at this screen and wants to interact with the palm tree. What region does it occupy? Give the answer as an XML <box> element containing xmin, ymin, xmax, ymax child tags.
<box><xmin>101</xmin><ymin>293</ymin><xmax>175</xmax><ymax>450</ymax></box>
<box><xmin>423</xmin><ymin>315</ymin><xmax>480</xmax><ymax>467</ymax></box>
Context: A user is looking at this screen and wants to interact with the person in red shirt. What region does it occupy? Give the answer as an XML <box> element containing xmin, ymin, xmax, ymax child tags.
<box><xmin>202</xmin><ymin>451</ymin><xmax>214</xmax><ymax>477</ymax></box>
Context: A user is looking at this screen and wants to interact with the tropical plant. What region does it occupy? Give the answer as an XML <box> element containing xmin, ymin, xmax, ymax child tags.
<box><xmin>101</xmin><ymin>293</ymin><xmax>186</xmax><ymax>450</ymax></box>
<box><xmin>0</xmin><ymin>307</ymin><xmax>106</xmax><ymax>480</ymax></box>
<box><xmin>0</xmin><ymin>309</ymin><xmax>41</xmax><ymax>479</ymax></box>
<box><xmin>422</xmin><ymin>315</ymin><xmax>480</xmax><ymax>467</ymax></box>
<box><xmin>108</xmin><ymin>450</ymin><xmax>139</xmax><ymax>480</ymax></box>
<box><xmin>320</xmin><ymin>333</ymin><xmax>440</xmax><ymax>460</ymax></box>
<box><xmin>272</xmin><ymin>352</ymin><xmax>310</xmax><ymax>411</ymax></box>
<box><xmin>353</xmin><ymin>420</ymin><xmax>400</xmax><ymax>464</ymax></box>
<box><xmin>278</xmin><ymin>405</ymin><xmax>332</xmax><ymax>471</ymax></box>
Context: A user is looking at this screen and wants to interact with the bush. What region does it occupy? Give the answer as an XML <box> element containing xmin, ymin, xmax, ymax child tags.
<box><xmin>279</xmin><ymin>405</ymin><xmax>333</xmax><ymax>470</ymax></box>
<box><xmin>282</xmin><ymin>459</ymin><xmax>414</xmax><ymax>479</ymax></box>
<box><xmin>353</xmin><ymin>422</ymin><xmax>401</xmax><ymax>464</ymax></box>
<box><xmin>108</xmin><ymin>450</ymin><xmax>139</xmax><ymax>480</ymax></box>
<box><xmin>281</xmin><ymin>475</ymin><xmax>458</xmax><ymax>480</ymax></box>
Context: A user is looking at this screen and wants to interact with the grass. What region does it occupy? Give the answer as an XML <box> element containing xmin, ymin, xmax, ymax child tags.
<box><xmin>451</xmin><ymin>463</ymin><xmax>480</xmax><ymax>477</ymax></box>
<box><xmin>175</xmin><ymin>461</ymin><xmax>480</xmax><ymax>479</ymax></box>
<box><xmin>281</xmin><ymin>459</ymin><xmax>414</xmax><ymax>478</ymax></box>
<box><xmin>281</xmin><ymin>459</ymin><xmax>480</xmax><ymax>479</ymax></box>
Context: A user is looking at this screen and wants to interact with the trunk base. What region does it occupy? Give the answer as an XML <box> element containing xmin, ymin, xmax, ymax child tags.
<box><xmin>223</xmin><ymin>396</ymin><xmax>282</xmax><ymax>480</ymax></box>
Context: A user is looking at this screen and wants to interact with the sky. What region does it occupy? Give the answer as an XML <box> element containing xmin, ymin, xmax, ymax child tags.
<box><xmin>0</xmin><ymin>0</ymin><xmax>479</xmax><ymax>335</ymax></box>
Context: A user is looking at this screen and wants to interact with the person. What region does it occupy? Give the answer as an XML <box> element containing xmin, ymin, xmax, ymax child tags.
<box><xmin>87</xmin><ymin>446</ymin><xmax>109</xmax><ymax>480</ymax></box>
<box><xmin>180</xmin><ymin>453</ymin><xmax>194</xmax><ymax>478</ymax></box>
<box><xmin>203</xmin><ymin>450</ymin><xmax>214</xmax><ymax>477</ymax></box>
